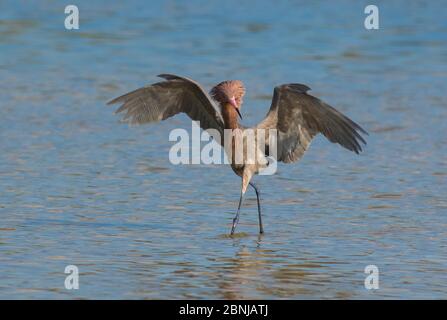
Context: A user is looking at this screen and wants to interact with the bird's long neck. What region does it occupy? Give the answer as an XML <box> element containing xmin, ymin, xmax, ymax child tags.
<box><xmin>221</xmin><ymin>104</ymin><xmax>239</xmax><ymax>130</ymax></box>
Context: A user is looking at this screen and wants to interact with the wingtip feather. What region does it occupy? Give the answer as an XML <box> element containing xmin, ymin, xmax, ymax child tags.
<box><xmin>157</xmin><ymin>73</ymin><xmax>182</xmax><ymax>80</ymax></box>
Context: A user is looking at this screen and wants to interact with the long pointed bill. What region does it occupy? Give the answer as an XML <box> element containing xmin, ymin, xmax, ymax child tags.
<box><xmin>229</xmin><ymin>97</ymin><xmax>243</xmax><ymax>120</ymax></box>
<box><xmin>234</xmin><ymin>107</ymin><xmax>243</xmax><ymax>120</ymax></box>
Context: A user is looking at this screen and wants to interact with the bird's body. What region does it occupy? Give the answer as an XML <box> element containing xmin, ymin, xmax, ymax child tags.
<box><xmin>108</xmin><ymin>74</ymin><xmax>367</xmax><ymax>234</ymax></box>
<box><xmin>220</xmin><ymin>104</ymin><xmax>267</xmax><ymax>188</ymax></box>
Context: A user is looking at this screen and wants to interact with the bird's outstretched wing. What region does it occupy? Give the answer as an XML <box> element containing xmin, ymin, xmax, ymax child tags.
<box><xmin>108</xmin><ymin>74</ymin><xmax>224</xmax><ymax>135</ymax></box>
<box><xmin>257</xmin><ymin>84</ymin><xmax>368</xmax><ymax>163</ymax></box>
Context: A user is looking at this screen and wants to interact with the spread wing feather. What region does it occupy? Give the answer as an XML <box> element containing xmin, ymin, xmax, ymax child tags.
<box><xmin>257</xmin><ymin>84</ymin><xmax>368</xmax><ymax>163</ymax></box>
<box><xmin>107</xmin><ymin>74</ymin><xmax>224</xmax><ymax>136</ymax></box>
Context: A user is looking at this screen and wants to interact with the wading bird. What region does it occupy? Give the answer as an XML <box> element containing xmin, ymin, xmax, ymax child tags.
<box><xmin>108</xmin><ymin>74</ymin><xmax>367</xmax><ymax>235</ymax></box>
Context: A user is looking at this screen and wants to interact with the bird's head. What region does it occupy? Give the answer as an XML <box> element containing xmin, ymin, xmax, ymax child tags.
<box><xmin>210</xmin><ymin>80</ymin><xmax>245</xmax><ymax>119</ymax></box>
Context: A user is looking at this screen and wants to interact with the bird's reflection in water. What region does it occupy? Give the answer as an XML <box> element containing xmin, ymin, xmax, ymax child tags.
<box><xmin>208</xmin><ymin>234</ymin><xmax>330</xmax><ymax>299</ymax></box>
<box><xmin>215</xmin><ymin>236</ymin><xmax>269</xmax><ymax>299</ymax></box>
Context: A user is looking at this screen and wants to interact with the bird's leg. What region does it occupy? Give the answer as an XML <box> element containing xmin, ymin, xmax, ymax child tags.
<box><xmin>230</xmin><ymin>170</ymin><xmax>252</xmax><ymax>235</ymax></box>
<box><xmin>249</xmin><ymin>182</ymin><xmax>264</xmax><ymax>234</ymax></box>
<box><xmin>230</xmin><ymin>190</ymin><xmax>245</xmax><ymax>235</ymax></box>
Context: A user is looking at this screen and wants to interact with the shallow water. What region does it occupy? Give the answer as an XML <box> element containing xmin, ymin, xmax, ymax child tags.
<box><xmin>0</xmin><ymin>1</ymin><xmax>446</xmax><ymax>299</ymax></box>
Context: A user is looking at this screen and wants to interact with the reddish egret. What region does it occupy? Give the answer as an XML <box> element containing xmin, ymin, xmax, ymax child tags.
<box><xmin>108</xmin><ymin>74</ymin><xmax>367</xmax><ymax>235</ymax></box>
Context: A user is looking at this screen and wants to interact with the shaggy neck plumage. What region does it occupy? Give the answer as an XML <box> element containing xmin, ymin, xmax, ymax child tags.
<box><xmin>221</xmin><ymin>103</ymin><xmax>239</xmax><ymax>130</ymax></box>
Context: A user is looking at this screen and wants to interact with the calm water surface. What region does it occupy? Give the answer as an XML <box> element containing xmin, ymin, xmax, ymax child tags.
<box><xmin>0</xmin><ymin>1</ymin><xmax>446</xmax><ymax>299</ymax></box>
